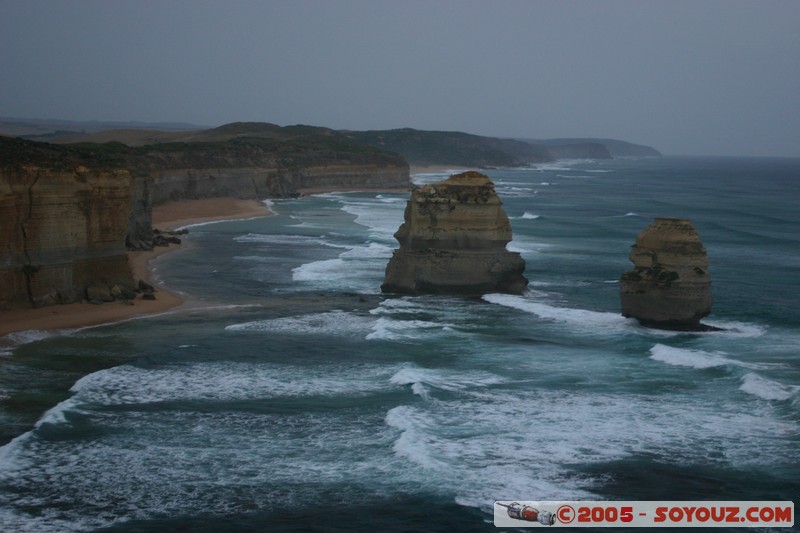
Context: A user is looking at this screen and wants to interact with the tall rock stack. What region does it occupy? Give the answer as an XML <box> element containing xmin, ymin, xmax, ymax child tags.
<box><xmin>381</xmin><ymin>171</ymin><xmax>527</xmax><ymax>294</ymax></box>
<box><xmin>620</xmin><ymin>217</ymin><xmax>713</xmax><ymax>330</ymax></box>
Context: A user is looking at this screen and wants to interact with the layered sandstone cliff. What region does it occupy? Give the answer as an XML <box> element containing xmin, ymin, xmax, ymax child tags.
<box><xmin>382</xmin><ymin>172</ymin><xmax>527</xmax><ymax>294</ymax></box>
<box><xmin>0</xmin><ymin>164</ymin><xmax>135</xmax><ymax>309</ymax></box>
<box><xmin>620</xmin><ymin>218</ymin><xmax>713</xmax><ymax>330</ymax></box>
<box><xmin>147</xmin><ymin>163</ymin><xmax>409</xmax><ymax>204</ymax></box>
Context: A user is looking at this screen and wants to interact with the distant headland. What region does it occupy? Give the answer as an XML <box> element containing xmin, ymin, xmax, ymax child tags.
<box><xmin>1</xmin><ymin>117</ymin><xmax>661</xmax><ymax>168</ymax></box>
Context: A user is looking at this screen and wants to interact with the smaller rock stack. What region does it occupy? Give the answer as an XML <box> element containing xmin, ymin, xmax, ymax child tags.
<box><xmin>620</xmin><ymin>217</ymin><xmax>713</xmax><ymax>330</ymax></box>
<box><xmin>381</xmin><ymin>171</ymin><xmax>527</xmax><ymax>295</ymax></box>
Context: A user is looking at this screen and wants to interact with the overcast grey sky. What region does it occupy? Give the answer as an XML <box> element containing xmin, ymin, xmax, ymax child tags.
<box><xmin>2</xmin><ymin>0</ymin><xmax>798</xmax><ymax>156</ymax></box>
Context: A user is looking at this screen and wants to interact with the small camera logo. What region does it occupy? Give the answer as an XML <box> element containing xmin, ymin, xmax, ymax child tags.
<box><xmin>496</xmin><ymin>501</ymin><xmax>556</xmax><ymax>526</ymax></box>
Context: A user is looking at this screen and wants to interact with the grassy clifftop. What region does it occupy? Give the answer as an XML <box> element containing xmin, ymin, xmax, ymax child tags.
<box><xmin>1</xmin><ymin>123</ymin><xmax>407</xmax><ymax>174</ymax></box>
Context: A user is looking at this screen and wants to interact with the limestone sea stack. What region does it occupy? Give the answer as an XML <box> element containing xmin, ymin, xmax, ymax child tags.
<box><xmin>620</xmin><ymin>217</ymin><xmax>713</xmax><ymax>330</ymax></box>
<box><xmin>381</xmin><ymin>171</ymin><xmax>527</xmax><ymax>294</ymax></box>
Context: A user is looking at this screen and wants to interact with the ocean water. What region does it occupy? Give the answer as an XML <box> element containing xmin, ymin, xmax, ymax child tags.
<box><xmin>1</xmin><ymin>156</ymin><xmax>798</xmax><ymax>532</ymax></box>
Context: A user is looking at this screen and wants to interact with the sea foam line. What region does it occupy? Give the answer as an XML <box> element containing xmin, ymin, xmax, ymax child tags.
<box><xmin>648</xmin><ymin>344</ymin><xmax>789</xmax><ymax>371</ymax></box>
<box><xmin>482</xmin><ymin>293</ymin><xmax>632</xmax><ymax>330</ymax></box>
<box><xmin>739</xmin><ymin>373</ymin><xmax>800</xmax><ymax>401</ymax></box>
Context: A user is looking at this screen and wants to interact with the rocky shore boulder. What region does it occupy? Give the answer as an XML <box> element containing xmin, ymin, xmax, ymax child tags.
<box><xmin>381</xmin><ymin>171</ymin><xmax>527</xmax><ymax>294</ymax></box>
<box><xmin>620</xmin><ymin>217</ymin><xmax>713</xmax><ymax>330</ymax></box>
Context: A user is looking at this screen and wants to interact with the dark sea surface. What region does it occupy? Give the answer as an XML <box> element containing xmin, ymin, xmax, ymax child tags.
<box><xmin>1</xmin><ymin>156</ymin><xmax>798</xmax><ymax>532</ymax></box>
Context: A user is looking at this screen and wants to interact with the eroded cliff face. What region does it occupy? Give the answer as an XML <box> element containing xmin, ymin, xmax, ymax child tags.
<box><xmin>0</xmin><ymin>133</ymin><xmax>411</xmax><ymax>309</ymax></box>
<box><xmin>382</xmin><ymin>172</ymin><xmax>527</xmax><ymax>294</ymax></box>
<box><xmin>0</xmin><ymin>165</ymin><xmax>134</xmax><ymax>309</ymax></box>
<box><xmin>148</xmin><ymin>163</ymin><xmax>410</xmax><ymax>204</ymax></box>
<box><xmin>620</xmin><ymin>218</ymin><xmax>712</xmax><ymax>330</ymax></box>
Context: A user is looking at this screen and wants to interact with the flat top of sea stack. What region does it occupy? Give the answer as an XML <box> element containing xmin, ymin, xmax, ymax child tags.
<box><xmin>415</xmin><ymin>171</ymin><xmax>499</xmax><ymax>202</ymax></box>
<box><xmin>439</xmin><ymin>171</ymin><xmax>493</xmax><ymax>186</ymax></box>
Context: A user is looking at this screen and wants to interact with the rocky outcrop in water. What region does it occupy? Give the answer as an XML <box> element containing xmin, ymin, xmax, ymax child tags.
<box><xmin>381</xmin><ymin>171</ymin><xmax>527</xmax><ymax>294</ymax></box>
<box><xmin>620</xmin><ymin>218</ymin><xmax>713</xmax><ymax>330</ymax></box>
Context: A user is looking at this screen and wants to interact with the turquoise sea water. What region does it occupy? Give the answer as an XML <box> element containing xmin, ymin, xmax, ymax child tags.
<box><xmin>1</xmin><ymin>156</ymin><xmax>798</xmax><ymax>531</ymax></box>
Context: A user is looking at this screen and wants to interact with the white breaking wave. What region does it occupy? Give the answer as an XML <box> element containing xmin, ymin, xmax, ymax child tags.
<box><xmin>329</xmin><ymin>195</ymin><xmax>405</xmax><ymax>241</ymax></box>
<box><xmin>233</xmin><ymin>233</ymin><xmax>349</xmax><ymax>248</ymax></box>
<box><xmin>66</xmin><ymin>361</ymin><xmax>395</xmax><ymax>406</ymax></box>
<box><xmin>367</xmin><ymin>296</ymin><xmax>482</xmax><ymax>342</ymax></box>
<box><xmin>389</xmin><ymin>365</ymin><xmax>504</xmax><ymax>396</ymax></box>
<box><xmin>384</xmin><ymin>384</ymin><xmax>797</xmax><ymax>510</ymax></box>
<box><xmin>367</xmin><ymin>317</ymin><xmax>454</xmax><ymax>341</ymax></box>
<box><xmin>648</xmin><ymin>344</ymin><xmax>787</xmax><ymax>371</ymax></box>
<box><xmin>2</xmin><ymin>329</ymin><xmax>62</xmax><ymax>346</ymax></box>
<box><xmin>649</xmin><ymin>344</ymin><xmax>734</xmax><ymax>369</ymax></box>
<box><xmin>291</xmin><ymin>241</ymin><xmax>393</xmax><ymax>292</ymax></box>
<box><xmin>520</xmin><ymin>212</ymin><xmax>540</xmax><ymax>219</ymax></box>
<box><xmin>739</xmin><ymin>373</ymin><xmax>799</xmax><ymax>401</ymax></box>
<box><xmin>505</xmin><ymin>237</ymin><xmax>549</xmax><ymax>254</ymax></box>
<box><xmin>226</xmin><ymin>310</ymin><xmax>375</xmax><ymax>336</ymax></box>
<box><xmin>700</xmin><ymin>320</ymin><xmax>767</xmax><ymax>338</ymax></box>
<box><xmin>482</xmin><ymin>293</ymin><xmax>633</xmax><ymax>331</ymax></box>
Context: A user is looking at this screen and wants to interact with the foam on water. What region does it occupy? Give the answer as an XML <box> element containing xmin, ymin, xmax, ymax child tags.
<box><xmin>233</xmin><ymin>233</ymin><xmax>348</xmax><ymax>248</ymax></box>
<box><xmin>649</xmin><ymin>344</ymin><xmax>734</xmax><ymax>369</ymax></box>
<box><xmin>701</xmin><ymin>320</ymin><xmax>767</xmax><ymax>338</ymax></box>
<box><xmin>321</xmin><ymin>194</ymin><xmax>405</xmax><ymax>241</ymax></box>
<box><xmin>226</xmin><ymin>310</ymin><xmax>374</xmax><ymax>336</ymax></box>
<box><xmin>519</xmin><ymin>211</ymin><xmax>541</xmax><ymax>219</ymax></box>
<box><xmin>1</xmin><ymin>329</ymin><xmax>63</xmax><ymax>347</ymax></box>
<box><xmin>0</xmin><ymin>405</ymin><xmax>407</xmax><ymax>531</ymax></box>
<box><xmin>506</xmin><ymin>237</ymin><xmax>550</xmax><ymax>254</ymax></box>
<box><xmin>389</xmin><ymin>365</ymin><xmax>504</xmax><ymax>396</ymax></box>
<box><xmin>291</xmin><ymin>241</ymin><xmax>393</xmax><ymax>292</ymax></box>
<box><xmin>483</xmin><ymin>293</ymin><xmax>635</xmax><ymax>333</ymax></box>
<box><xmin>739</xmin><ymin>373</ymin><xmax>799</xmax><ymax>401</ymax></box>
<box><xmin>648</xmin><ymin>344</ymin><xmax>786</xmax><ymax>371</ymax></box>
<box><xmin>367</xmin><ymin>317</ymin><xmax>455</xmax><ymax>341</ymax></box>
<box><xmin>495</xmin><ymin>186</ymin><xmax>535</xmax><ymax>197</ymax></box>
<box><xmin>383</xmin><ymin>383</ymin><xmax>797</xmax><ymax>510</ymax></box>
<box><xmin>65</xmin><ymin>361</ymin><xmax>396</xmax><ymax>406</ymax></box>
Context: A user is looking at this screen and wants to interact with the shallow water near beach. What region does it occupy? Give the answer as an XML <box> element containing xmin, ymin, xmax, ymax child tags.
<box><xmin>1</xmin><ymin>156</ymin><xmax>798</xmax><ymax>531</ymax></box>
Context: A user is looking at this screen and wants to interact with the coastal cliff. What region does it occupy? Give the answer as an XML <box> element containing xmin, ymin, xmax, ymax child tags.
<box><xmin>382</xmin><ymin>171</ymin><xmax>527</xmax><ymax>294</ymax></box>
<box><xmin>1</xmin><ymin>130</ymin><xmax>411</xmax><ymax>309</ymax></box>
<box><xmin>0</xmin><ymin>160</ymin><xmax>135</xmax><ymax>309</ymax></box>
<box><xmin>147</xmin><ymin>163</ymin><xmax>409</xmax><ymax>204</ymax></box>
<box><xmin>620</xmin><ymin>218</ymin><xmax>713</xmax><ymax>330</ymax></box>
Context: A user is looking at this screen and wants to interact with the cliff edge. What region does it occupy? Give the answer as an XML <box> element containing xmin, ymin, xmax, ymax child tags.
<box><xmin>382</xmin><ymin>171</ymin><xmax>527</xmax><ymax>294</ymax></box>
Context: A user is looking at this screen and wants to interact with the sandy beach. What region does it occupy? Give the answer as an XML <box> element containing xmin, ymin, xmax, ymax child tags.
<box><xmin>0</xmin><ymin>197</ymin><xmax>272</xmax><ymax>338</ymax></box>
